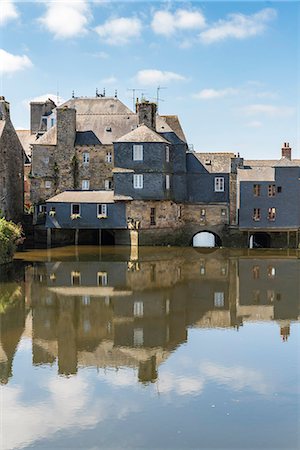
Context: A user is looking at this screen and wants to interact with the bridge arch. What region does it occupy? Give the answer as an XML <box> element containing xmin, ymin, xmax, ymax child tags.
<box><xmin>249</xmin><ymin>232</ymin><xmax>271</xmax><ymax>249</ymax></box>
<box><xmin>192</xmin><ymin>231</ymin><xmax>222</xmax><ymax>248</ymax></box>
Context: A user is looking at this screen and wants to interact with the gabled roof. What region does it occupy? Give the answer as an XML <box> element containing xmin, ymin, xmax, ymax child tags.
<box><xmin>116</xmin><ymin>124</ymin><xmax>170</xmax><ymax>143</ymax></box>
<box><xmin>194</xmin><ymin>152</ymin><xmax>235</xmax><ymax>173</ymax></box>
<box><xmin>160</xmin><ymin>115</ymin><xmax>187</xmax><ymax>143</ymax></box>
<box><xmin>46</xmin><ymin>190</ymin><xmax>132</xmax><ymax>203</ymax></box>
<box><xmin>273</xmin><ymin>157</ymin><xmax>300</xmax><ymax>168</ymax></box>
<box><xmin>60</xmin><ymin>97</ymin><xmax>134</xmax><ymax>115</ymax></box>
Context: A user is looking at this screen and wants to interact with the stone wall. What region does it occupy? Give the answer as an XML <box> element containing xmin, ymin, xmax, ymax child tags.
<box><xmin>76</xmin><ymin>144</ymin><xmax>114</xmax><ymax>190</ymax></box>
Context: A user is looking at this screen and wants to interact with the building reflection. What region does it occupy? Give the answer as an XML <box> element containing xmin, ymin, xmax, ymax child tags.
<box><xmin>0</xmin><ymin>250</ymin><xmax>299</xmax><ymax>384</ymax></box>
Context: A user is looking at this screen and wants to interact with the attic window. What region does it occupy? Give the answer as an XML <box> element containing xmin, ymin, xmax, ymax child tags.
<box><xmin>106</xmin><ymin>126</ymin><xmax>112</xmax><ymax>132</ymax></box>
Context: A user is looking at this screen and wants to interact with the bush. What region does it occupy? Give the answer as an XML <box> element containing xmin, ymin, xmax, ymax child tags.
<box><xmin>0</xmin><ymin>218</ymin><xmax>24</xmax><ymax>265</ymax></box>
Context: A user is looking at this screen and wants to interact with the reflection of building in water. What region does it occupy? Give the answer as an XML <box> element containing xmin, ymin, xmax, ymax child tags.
<box><xmin>237</xmin><ymin>258</ymin><xmax>300</xmax><ymax>340</ymax></box>
<box><xmin>0</xmin><ymin>266</ymin><xmax>26</xmax><ymax>384</ymax></box>
<box><xmin>1</xmin><ymin>252</ymin><xmax>300</xmax><ymax>384</ymax></box>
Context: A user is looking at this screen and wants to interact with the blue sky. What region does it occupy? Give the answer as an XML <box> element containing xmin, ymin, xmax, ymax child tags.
<box><xmin>0</xmin><ymin>1</ymin><xmax>298</xmax><ymax>159</ymax></box>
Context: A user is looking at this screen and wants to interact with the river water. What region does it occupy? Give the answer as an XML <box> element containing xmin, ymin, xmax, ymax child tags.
<box><xmin>1</xmin><ymin>246</ymin><xmax>299</xmax><ymax>450</ymax></box>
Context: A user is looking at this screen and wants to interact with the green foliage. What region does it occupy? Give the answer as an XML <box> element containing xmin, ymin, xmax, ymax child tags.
<box><xmin>0</xmin><ymin>218</ymin><xmax>24</xmax><ymax>265</ymax></box>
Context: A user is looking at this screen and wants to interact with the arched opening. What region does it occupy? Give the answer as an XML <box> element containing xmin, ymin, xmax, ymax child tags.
<box><xmin>249</xmin><ymin>232</ymin><xmax>271</xmax><ymax>249</ymax></box>
<box><xmin>192</xmin><ymin>231</ymin><xmax>222</xmax><ymax>248</ymax></box>
<box><xmin>101</xmin><ymin>229</ymin><xmax>115</xmax><ymax>246</ymax></box>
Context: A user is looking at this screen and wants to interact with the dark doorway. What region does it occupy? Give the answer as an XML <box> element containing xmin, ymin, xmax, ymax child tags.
<box><xmin>250</xmin><ymin>232</ymin><xmax>271</xmax><ymax>248</ymax></box>
<box><xmin>101</xmin><ymin>230</ymin><xmax>115</xmax><ymax>245</ymax></box>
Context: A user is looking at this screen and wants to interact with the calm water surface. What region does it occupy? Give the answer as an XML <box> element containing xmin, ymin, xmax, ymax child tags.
<box><xmin>1</xmin><ymin>246</ymin><xmax>299</xmax><ymax>450</ymax></box>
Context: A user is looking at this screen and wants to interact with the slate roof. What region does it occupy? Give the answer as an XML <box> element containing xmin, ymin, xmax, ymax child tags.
<box><xmin>46</xmin><ymin>190</ymin><xmax>132</xmax><ymax>203</ymax></box>
<box><xmin>116</xmin><ymin>124</ymin><xmax>170</xmax><ymax>143</ymax></box>
<box><xmin>160</xmin><ymin>115</ymin><xmax>187</xmax><ymax>143</ymax></box>
<box><xmin>273</xmin><ymin>157</ymin><xmax>300</xmax><ymax>167</ymax></box>
<box><xmin>16</xmin><ymin>130</ymin><xmax>36</xmax><ymax>159</ymax></box>
<box><xmin>194</xmin><ymin>152</ymin><xmax>235</xmax><ymax>173</ymax></box>
<box><xmin>238</xmin><ymin>166</ymin><xmax>275</xmax><ymax>181</ymax></box>
<box><xmin>244</xmin><ymin>158</ymin><xmax>300</xmax><ymax>167</ymax></box>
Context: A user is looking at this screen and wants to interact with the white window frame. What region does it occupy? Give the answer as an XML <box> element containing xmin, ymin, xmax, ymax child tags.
<box><xmin>97</xmin><ymin>271</ymin><xmax>108</xmax><ymax>286</ymax></box>
<box><xmin>82</xmin><ymin>180</ymin><xmax>90</xmax><ymax>190</ymax></box>
<box><xmin>166</xmin><ymin>146</ymin><xmax>170</xmax><ymax>162</ymax></box>
<box><xmin>133</xmin><ymin>144</ymin><xmax>143</xmax><ymax>161</ymax></box>
<box><xmin>133</xmin><ymin>328</ymin><xmax>144</xmax><ymax>346</ymax></box>
<box><xmin>45</xmin><ymin>180</ymin><xmax>52</xmax><ymax>189</ymax></box>
<box><xmin>106</xmin><ymin>152</ymin><xmax>112</xmax><ymax>163</ymax></box>
<box><xmin>214</xmin><ymin>177</ymin><xmax>225</xmax><ymax>192</ymax></box>
<box><xmin>166</xmin><ymin>174</ymin><xmax>170</xmax><ymax>190</ymax></box>
<box><xmin>214</xmin><ymin>292</ymin><xmax>224</xmax><ymax>308</ymax></box>
<box><xmin>83</xmin><ymin>152</ymin><xmax>90</xmax><ymax>165</ymax></box>
<box><xmin>133</xmin><ymin>174</ymin><xmax>143</xmax><ymax>189</ymax></box>
<box><xmin>104</xmin><ymin>179</ymin><xmax>112</xmax><ymax>190</ymax></box>
<box><xmin>133</xmin><ymin>301</ymin><xmax>144</xmax><ymax>317</ymax></box>
<box><xmin>97</xmin><ymin>204</ymin><xmax>107</xmax><ymax>217</ymax></box>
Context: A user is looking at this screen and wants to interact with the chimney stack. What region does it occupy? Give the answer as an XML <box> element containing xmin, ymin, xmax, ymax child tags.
<box><xmin>0</xmin><ymin>96</ymin><xmax>10</xmax><ymax>121</ymax></box>
<box><xmin>281</xmin><ymin>142</ymin><xmax>292</xmax><ymax>160</ymax></box>
<box><xmin>136</xmin><ymin>100</ymin><xmax>157</xmax><ymax>130</ymax></box>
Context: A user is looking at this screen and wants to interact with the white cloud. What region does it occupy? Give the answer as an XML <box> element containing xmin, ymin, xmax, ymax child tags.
<box><xmin>151</xmin><ymin>8</ymin><xmax>206</xmax><ymax>37</ymax></box>
<box><xmin>136</xmin><ymin>69</ymin><xmax>186</xmax><ymax>86</ymax></box>
<box><xmin>25</xmin><ymin>93</ymin><xmax>64</xmax><ymax>106</ymax></box>
<box><xmin>242</xmin><ymin>103</ymin><xmax>295</xmax><ymax>118</ymax></box>
<box><xmin>193</xmin><ymin>87</ymin><xmax>239</xmax><ymax>100</ymax></box>
<box><xmin>100</xmin><ymin>76</ymin><xmax>117</xmax><ymax>85</ymax></box>
<box><xmin>0</xmin><ymin>0</ymin><xmax>18</xmax><ymax>26</ymax></box>
<box><xmin>39</xmin><ymin>0</ymin><xmax>91</xmax><ymax>39</ymax></box>
<box><xmin>246</xmin><ymin>120</ymin><xmax>263</xmax><ymax>128</ymax></box>
<box><xmin>199</xmin><ymin>8</ymin><xmax>277</xmax><ymax>44</ymax></box>
<box><xmin>95</xmin><ymin>17</ymin><xmax>142</xmax><ymax>45</ymax></box>
<box><xmin>0</xmin><ymin>49</ymin><xmax>32</xmax><ymax>75</ymax></box>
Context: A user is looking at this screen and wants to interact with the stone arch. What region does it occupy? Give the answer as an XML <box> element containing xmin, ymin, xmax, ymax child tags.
<box><xmin>192</xmin><ymin>231</ymin><xmax>222</xmax><ymax>248</ymax></box>
<box><xmin>249</xmin><ymin>232</ymin><xmax>271</xmax><ymax>249</ymax></box>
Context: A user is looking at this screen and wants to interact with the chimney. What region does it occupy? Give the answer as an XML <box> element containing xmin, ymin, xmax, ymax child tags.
<box><xmin>281</xmin><ymin>142</ymin><xmax>292</xmax><ymax>160</ymax></box>
<box><xmin>136</xmin><ymin>100</ymin><xmax>157</xmax><ymax>130</ymax></box>
<box><xmin>0</xmin><ymin>96</ymin><xmax>10</xmax><ymax>121</ymax></box>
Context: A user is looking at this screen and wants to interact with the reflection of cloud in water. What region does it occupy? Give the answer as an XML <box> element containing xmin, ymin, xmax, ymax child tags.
<box><xmin>155</xmin><ymin>372</ymin><xmax>205</xmax><ymax>396</ymax></box>
<box><xmin>2</xmin><ymin>374</ymin><xmax>140</xmax><ymax>450</ymax></box>
<box><xmin>199</xmin><ymin>361</ymin><xmax>270</xmax><ymax>395</ymax></box>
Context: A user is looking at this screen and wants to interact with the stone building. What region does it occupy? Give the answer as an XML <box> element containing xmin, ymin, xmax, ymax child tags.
<box><xmin>0</xmin><ymin>97</ymin><xmax>24</xmax><ymax>221</ymax></box>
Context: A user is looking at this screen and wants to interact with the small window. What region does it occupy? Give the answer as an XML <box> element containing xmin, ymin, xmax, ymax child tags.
<box><xmin>268</xmin><ymin>207</ymin><xmax>276</xmax><ymax>221</ymax></box>
<box><xmin>277</xmin><ymin>186</ymin><xmax>282</xmax><ymax>193</ymax></box>
<box><xmin>97</xmin><ymin>204</ymin><xmax>107</xmax><ymax>217</ymax></box>
<box><xmin>253</xmin><ymin>184</ymin><xmax>260</xmax><ymax>196</ymax></box>
<box><xmin>50</xmin><ymin>118</ymin><xmax>55</xmax><ymax>127</ymax></box>
<box><xmin>71</xmin><ymin>204</ymin><xmax>80</xmax><ymax>215</ymax></box>
<box><xmin>133</xmin><ymin>328</ymin><xmax>143</xmax><ymax>346</ymax></box>
<box><xmin>221</xmin><ymin>208</ymin><xmax>226</xmax><ymax>217</ymax></box>
<box><xmin>104</xmin><ymin>179</ymin><xmax>113</xmax><ymax>190</ymax></box>
<box><xmin>268</xmin><ymin>266</ymin><xmax>276</xmax><ymax>278</ymax></box>
<box><xmin>98</xmin><ymin>271</ymin><xmax>108</xmax><ymax>286</ymax></box>
<box><xmin>177</xmin><ymin>205</ymin><xmax>182</xmax><ymax>219</ymax></box>
<box><xmin>45</xmin><ymin>180</ymin><xmax>52</xmax><ymax>189</ymax></box>
<box><xmin>133</xmin><ymin>174</ymin><xmax>143</xmax><ymax>189</ymax></box>
<box><xmin>133</xmin><ymin>145</ymin><xmax>143</xmax><ymax>161</ymax></box>
<box><xmin>106</xmin><ymin>152</ymin><xmax>112</xmax><ymax>163</ymax></box>
<box><xmin>133</xmin><ymin>301</ymin><xmax>144</xmax><ymax>317</ymax></box>
<box><xmin>82</xmin><ymin>180</ymin><xmax>90</xmax><ymax>190</ymax></box>
<box><xmin>214</xmin><ymin>177</ymin><xmax>224</xmax><ymax>192</ymax></box>
<box><xmin>71</xmin><ymin>271</ymin><xmax>81</xmax><ymax>286</ymax></box>
<box><xmin>150</xmin><ymin>207</ymin><xmax>156</xmax><ymax>225</ymax></box>
<box><xmin>83</xmin><ymin>152</ymin><xmax>89</xmax><ymax>164</ymax></box>
<box><xmin>201</xmin><ymin>208</ymin><xmax>206</xmax><ymax>217</ymax></box>
<box><xmin>268</xmin><ymin>184</ymin><xmax>276</xmax><ymax>197</ymax></box>
<box><xmin>166</xmin><ymin>146</ymin><xmax>170</xmax><ymax>162</ymax></box>
<box><xmin>214</xmin><ymin>292</ymin><xmax>224</xmax><ymax>308</ymax></box>
<box><xmin>166</xmin><ymin>174</ymin><xmax>170</xmax><ymax>190</ymax></box>
<box><xmin>253</xmin><ymin>208</ymin><xmax>261</xmax><ymax>221</ymax></box>
<box><xmin>39</xmin><ymin>204</ymin><xmax>47</xmax><ymax>213</ymax></box>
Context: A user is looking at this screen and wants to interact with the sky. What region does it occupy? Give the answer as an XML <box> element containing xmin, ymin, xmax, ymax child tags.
<box><xmin>0</xmin><ymin>0</ymin><xmax>299</xmax><ymax>159</ymax></box>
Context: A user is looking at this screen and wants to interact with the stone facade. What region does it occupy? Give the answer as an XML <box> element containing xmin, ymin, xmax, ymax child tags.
<box><xmin>0</xmin><ymin>97</ymin><xmax>24</xmax><ymax>221</ymax></box>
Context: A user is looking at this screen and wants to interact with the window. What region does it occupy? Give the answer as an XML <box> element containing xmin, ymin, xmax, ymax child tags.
<box><xmin>97</xmin><ymin>204</ymin><xmax>107</xmax><ymax>217</ymax></box>
<box><xmin>166</xmin><ymin>174</ymin><xmax>170</xmax><ymax>190</ymax></box>
<box><xmin>253</xmin><ymin>208</ymin><xmax>261</xmax><ymax>221</ymax></box>
<box><xmin>214</xmin><ymin>177</ymin><xmax>225</xmax><ymax>192</ymax></box>
<box><xmin>45</xmin><ymin>180</ymin><xmax>52</xmax><ymax>189</ymax></box>
<box><xmin>82</xmin><ymin>295</ymin><xmax>90</xmax><ymax>305</ymax></box>
<box><xmin>214</xmin><ymin>292</ymin><xmax>224</xmax><ymax>308</ymax></box>
<box><xmin>82</xmin><ymin>180</ymin><xmax>90</xmax><ymax>190</ymax></box>
<box><xmin>97</xmin><ymin>271</ymin><xmax>108</xmax><ymax>286</ymax></box>
<box><xmin>133</xmin><ymin>144</ymin><xmax>143</xmax><ymax>161</ymax></box>
<box><xmin>268</xmin><ymin>207</ymin><xmax>276</xmax><ymax>221</ymax></box>
<box><xmin>71</xmin><ymin>204</ymin><xmax>80</xmax><ymax>215</ymax></box>
<box><xmin>71</xmin><ymin>271</ymin><xmax>81</xmax><ymax>286</ymax></box>
<box><xmin>104</xmin><ymin>179</ymin><xmax>113</xmax><ymax>190</ymax></box>
<box><xmin>268</xmin><ymin>184</ymin><xmax>276</xmax><ymax>197</ymax></box>
<box><xmin>106</xmin><ymin>152</ymin><xmax>112</xmax><ymax>163</ymax></box>
<box><xmin>50</xmin><ymin>118</ymin><xmax>55</xmax><ymax>127</ymax></box>
<box><xmin>268</xmin><ymin>266</ymin><xmax>276</xmax><ymax>278</ymax></box>
<box><xmin>133</xmin><ymin>301</ymin><xmax>144</xmax><ymax>317</ymax></box>
<box><xmin>166</xmin><ymin>146</ymin><xmax>170</xmax><ymax>162</ymax></box>
<box><xmin>150</xmin><ymin>207</ymin><xmax>156</xmax><ymax>225</ymax></box>
<box><xmin>253</xmin><ymin>184</ymin><xmax>261</xmax><ymax>196</ymax></box>
<box><xmin>133</xmin><ymin>174</ymin><xmax>143</xmax><ymax>189</ymax></box>
<box><xmin>83</xmin><ymin>152</ymin><xmax>89</xmax><ymax>165</ymax></box>
<box><xmin>177</xmin><ymin>205</ymin><xmax>182</xmax><ymax>219</ymax></box>
<box><xmin>277</xmin><ymin>186</ymin><xmax>282</xmax><ymax>193</ymax></box>
<box><xmin>201</xmin><ymin>208</ymin><xmax>206</xmax><ymax>217</ymax></box>
<box><xmin>38</xmin><ymin>204</ymin><xmax>47</xmax><ymax>214</ymax></box>
<box><xmin>252</xmin><ymin>265</ymin><xmax>260</xmax><ymax>279</ymax></box>
<box><xmin>133</xmin><ymin>328</ymin><xmax>143</xmax><ymax>346</ymax></box>
<box><xmin>221</xmin><ymin>208</ymin><xmax>226</xmax><ymax>217</ymax></box>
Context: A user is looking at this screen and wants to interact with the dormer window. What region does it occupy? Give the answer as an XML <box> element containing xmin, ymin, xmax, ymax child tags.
<box><xmin>133</xmin><ymin>145</ymin><xmax>143</xmax><ymax>161</ymax></box>
<box><xmin>214</xmin><ymin>177</ymin><xmax>224</xmax><ymax>192</ymax></box>
<box><xmin>83</xmin><ymin>152</ymin><xmax>89</xmax><ymax>165</ymax></box>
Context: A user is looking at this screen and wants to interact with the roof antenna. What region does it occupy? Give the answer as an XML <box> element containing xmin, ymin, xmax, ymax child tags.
<box><xmin>127</xmin><ymin>88</ymin><xmax>144</xmax><ymax>111</ymax></box>
<box><xmin>103</xmin><ymin>88</ymin><xmax>106</xmax><ymax>97</ymax></box>
<box><xmin>156</xmin><ymin>86</ymin><xmax>167</xmax><ymax>113</ymax></box>
<box><xmin>115</xmin><ymin>89</ymin><xmax>118</xmax><ymax>98</ymax></box>
<box><xmin>72</xmin><ymin>90</ymin><xmax>75</xmax><ymax>99</ymax></box>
